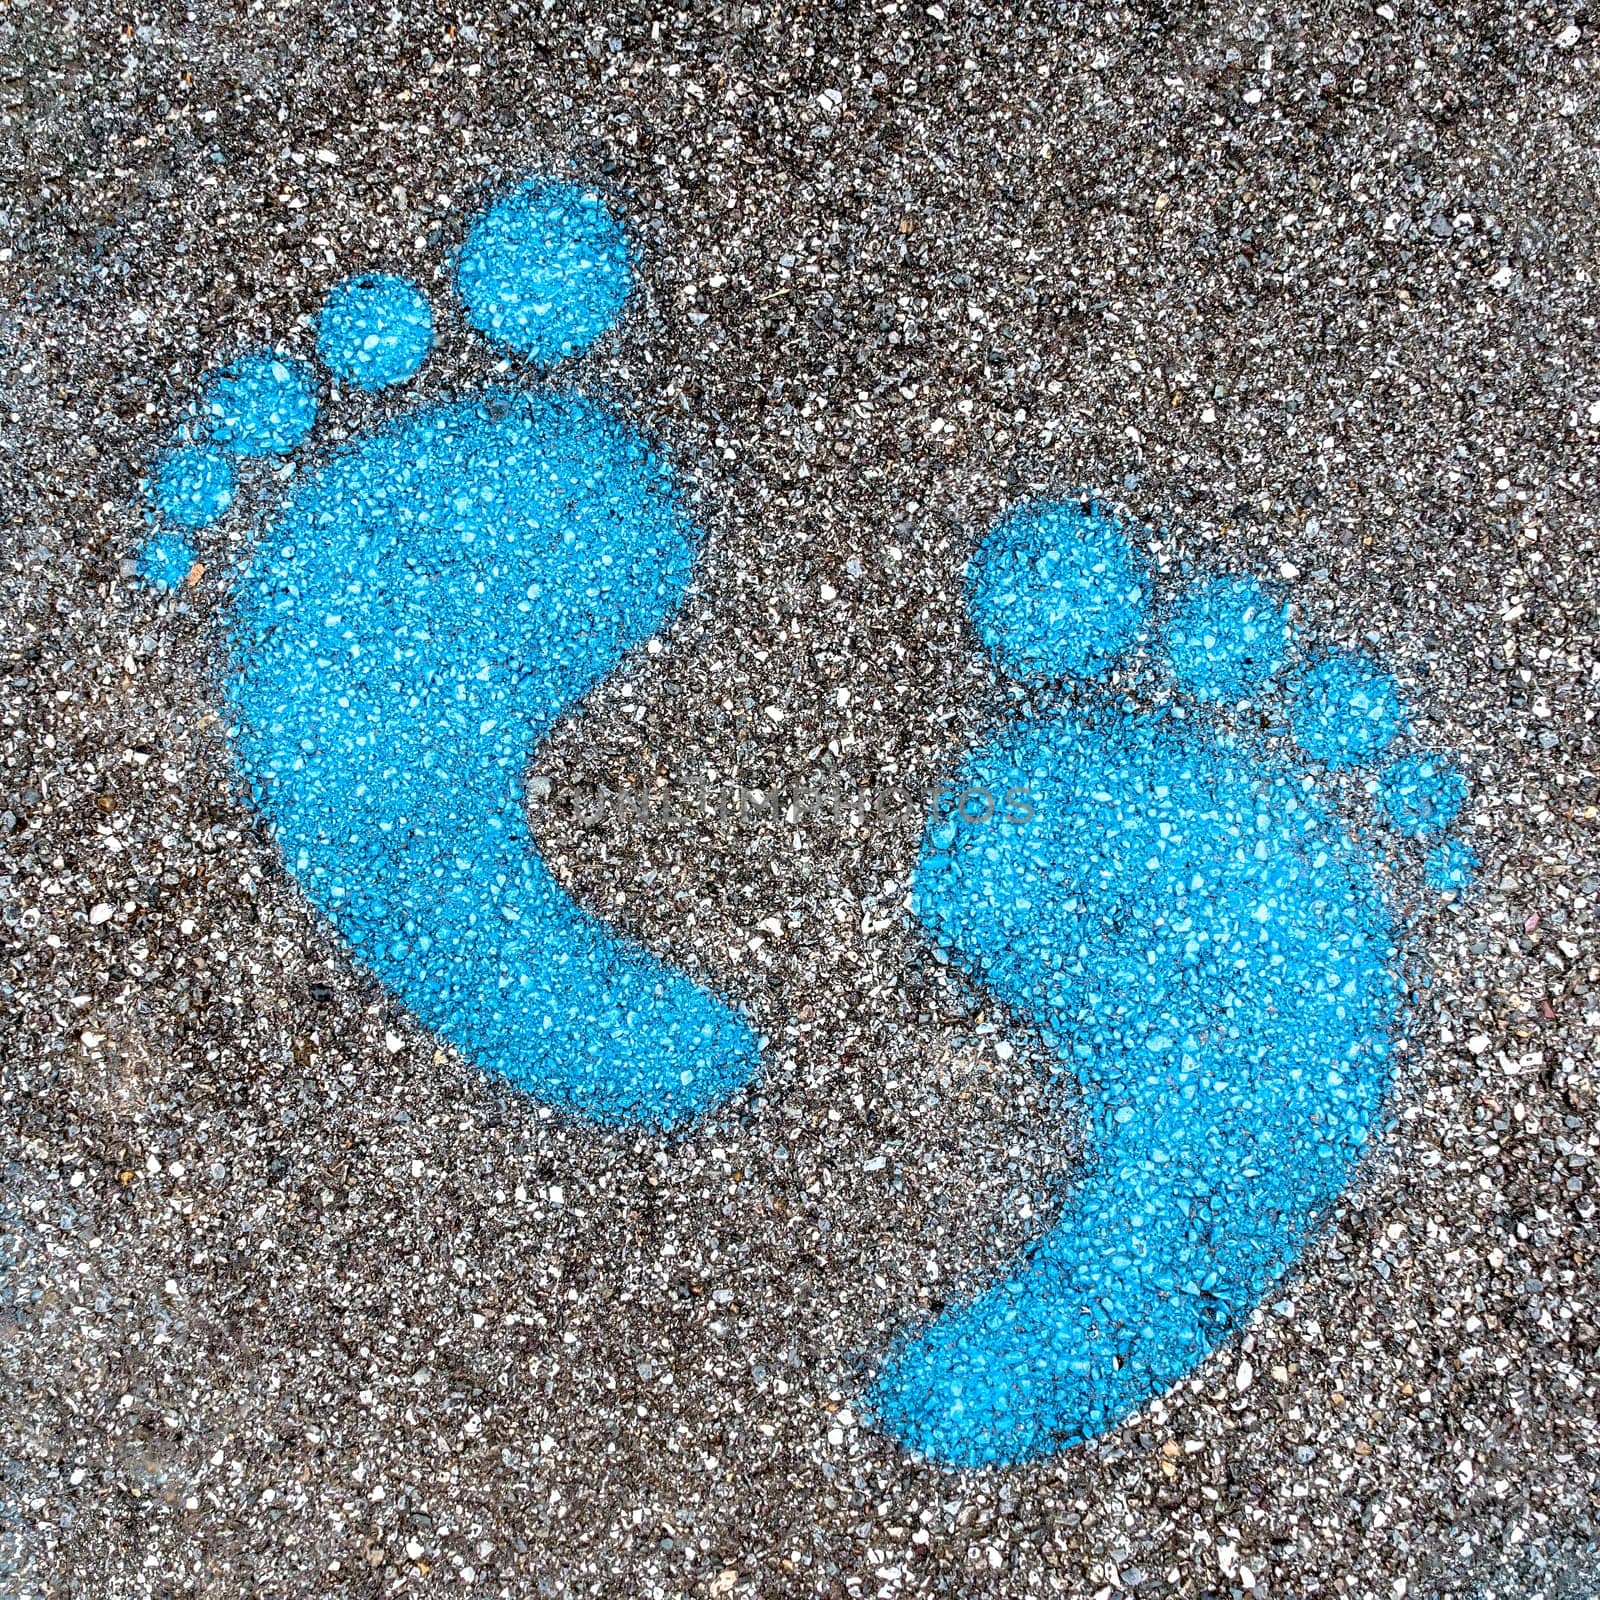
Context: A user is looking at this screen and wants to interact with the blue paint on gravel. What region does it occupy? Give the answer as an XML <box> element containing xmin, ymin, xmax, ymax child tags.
<box><xmin>1424</xmin><ymin>837</ymin><xmax>1478</xmax><ymax>893</ymax></box>
<box><xmin>1160</xmin><ymin>574</ymin><xmax>1290</xmax><ymax>702</ymax></box>
<box><xmin>225</xmin><ymin>390</ymin><xmax>758</xmax><ymax>1127</ymax></box>
<box><xmin>1291</xmin><ymin>651</ymin><xmax>1404</xmax><ymax>769</ymax></box>
<box><xmin>203</xmin><ymin>352</ymin><xmax>319</xmax><ymax>455</ymax></box>
<box><xmin>317</xmin><ymin>272</ymin><xmax>435</xmax><ymax>389</ymax></box>
<box><xmin>145</xmin><ymin>177</ymin><xmax>753</xmax><ymax>1127</ymax></box>
<box><xmin>872</xmin><ymin>507</ymin><xmax>1428</xmax><ymax>1468</ymax></box>
<box><xmin>456</xmin><ymin>179</ymin><xmax>633</xmax><ymax>365</ymax></box>
<box><xmin>965</xmin><ymin>499</ymin><xmax>1149</xmax><ymax>681</ymax></box>
<box><xmin>147</xmin><ymin>445</ymin><xmax>235</xmax><ymax>528</ymax></box>
<box><xmin>136</xmin><ymin>527</ymin><xmax>199</xmax><ymax>591</ymax></box>
<box><xmin>1378</xmin><ymin>753</ymin><xmax>1468</xmax><ymax>839</ymax></box>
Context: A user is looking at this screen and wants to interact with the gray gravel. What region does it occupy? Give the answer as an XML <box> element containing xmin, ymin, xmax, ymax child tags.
<box><xmin>2</xmin><ymin>1</ymin><xmax>1598</xmax><ymax>1595</ymax></box>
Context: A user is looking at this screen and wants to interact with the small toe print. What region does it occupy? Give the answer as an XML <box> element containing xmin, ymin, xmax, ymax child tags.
<box><xmin>1160</xmin><ymin>573</ymin><xmax>1290</xmax><ymax>701</ymax></box>
<box><xmin>1377</xmin><ymin>753</ymin><xmax>1468</xmax><ymax>838</ymax></box>
<box><xmin>137</xmin><ymin>528</ymin><xmax>199</xmax><ymax>591</ymax></box>
<box><xmin>1424</xmin><ymin>837</ymin><xmax>1478</xmax><ymax>892</ymax></box>
<box><xmin>318</xmin><ymin>273</ymin><xmax>434</xmax><ymax>389</ymax></box>
<box><xmin>148</xmin><ymin>445</ymin><xmax>234</xmax><ymax>528</ymax></box>
<box><xmin>204</xmin><ymin>352</ymin><xmax>318</xmax><ymax>455</ymax></box>
<box><xmin>966</xmin><ymin>499</ymin><xmax>1149</xmax><ymax>681</ymax></box>
<box><xmin>456</xmin><ymin>178</ymin><xmax>633</xmax><ymax>365</ymax></box>
<box><xmin>1290</xmin><ymin>650</ymin><xmax>1404</xmax><ymax>768</ymax></box>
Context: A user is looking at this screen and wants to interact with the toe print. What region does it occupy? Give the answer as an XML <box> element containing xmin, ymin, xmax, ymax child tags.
<box><xmin>137</xmin><ymin>177</ymin><xmax>759</xmax><ymax>1128</ymax></box>
<box><xmin>456</xmin><ymin>178</ymin><xmax>633</xmax><ymax>363</ymax></box>
<box><xmin>1289</xmin><ymin>649</ymin><xmax>1405</xmax><ymax>768</ymax></box>
<box><xmin>1160</xmin><ymin>573</ymin><xmax>1290</xmax><ymax>701</ymax></box>
<box><xmin>1376</xmin><ymin>752</ymin><xmax>1468</xmax><ymax>839</ymax></box>
<box><xmin>965</xmin><ymin>498</ymin><xmax>1149</xmax><ymax>680</ymax></box>
<box><xmin>147</xmin><ymin>445</ymin><xmax>235</xmax><ymax>532</ymax></box>
<box><xmin>203</xmin><ymin>351</ymin><xmax>319</xmax><ymax>456</ymax></box>
<box><xmin>316</xmin><ymin>272</ymin><xmax>435</xmax><ymax>389</ymax></box>
<box><xmin>870</xmin><ymin>497</ymin><xmax>1477</xmax><ymax>1468</ymax></box>
<box><xmin>135</xmin><ymin>524</ymin><xmax>204</xmax><ymax>592</ymax></box>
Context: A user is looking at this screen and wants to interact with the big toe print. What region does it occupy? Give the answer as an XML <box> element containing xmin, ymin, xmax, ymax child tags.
<box><xmin>139</xmin><ymin>178</ymin><xmax>758</xmax><ymax>1127</ymax></box>
<box><xmin>870</xmin><ymin>498</ymin><xmax>1476</xmax><ymax>1467</ymax></box>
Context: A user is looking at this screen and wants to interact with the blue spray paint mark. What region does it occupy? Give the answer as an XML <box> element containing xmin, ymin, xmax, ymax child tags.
<box><xmin>203</xmin><ymin>352</ymin><xmax>319</xmax><ymax>455</ymax></box>
<box><xmin>1290</xmin><ymin>651</ymin><xmax>1404</xmax><ymax>769</ymax></box>
<box><xmin>1424</xmin><ymin>837</ymin><xmax>1478</xmax><ymax>893</ymax></box>
<box><xmin>138</xmin><ymin>177</ymin><xmax>757</xmax><ymax>1127</ymax></box>
<box><xmin>317</xmin><ymin>273</ymin><xmax>435</xmax><ymax>390</ymax></box>
<box><xmin>871</xmin><ymin>505</ymin><xmax>1441</xmax><ymax>1468</ymax></box>
<box><xmin>136</xmin><ymin>528</ymin><xmax>199</xmax><ymax>591</ymax></box>
<box><xmin>225</xmin><ymin>389</ymin><xmax>759</xmax><ymax>1126</ymax></box>
<box><xmin>1377</xmin><ymin>753</ymin><xmax>1467</xmax><ymax>839</ymax></box>
<box><xmin>456</xmin><ymin>179</ymin><xmax>633</xmax><ymax>365</ymax></box>
<box><xmin>147</xmin><ymin>445</ymin><xmax>235</xmax><ymax>528</ymax></box>
<box><xmin>966</xmin><ymin>499</ymin><xmax>1149</xmax><ymax>681</ymax></box>
<box><xmin>1160</xmin><ymin>574</ymin><xmax>1290</xmax><ymax>702</ymax></box>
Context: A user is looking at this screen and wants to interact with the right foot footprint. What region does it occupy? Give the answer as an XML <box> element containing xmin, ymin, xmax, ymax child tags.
<box><xmin>139</xmin><ymin>176</ymin><xmax>759</xmax><ymax>1128</ymax></box>
<box><xmin>870</xmin><ymin>497</ymin><xmax>1477</xmax><ymax>1467</ymax></box>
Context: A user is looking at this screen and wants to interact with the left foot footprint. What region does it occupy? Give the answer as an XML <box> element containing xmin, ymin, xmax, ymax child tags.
<box><xmin>138</xmin><ymin>177</ymin><xmax>759</xmax><ymax>1128</ymax></box>
<box><xmin>870</xmin><ymin>498</ymin><xmax>1476</xmax><ymax>1467</ymax></box>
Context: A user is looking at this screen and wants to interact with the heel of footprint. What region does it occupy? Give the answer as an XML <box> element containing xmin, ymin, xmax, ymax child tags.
<box><xmin>136</xmin><ymin>177</ymin><xmax>759</xmax><ymax>1129</ymax></box>
<box><xmin>872</xmin><ymin>496</ymin><xmax>1476</xmax><ymax>1467</ymax></box>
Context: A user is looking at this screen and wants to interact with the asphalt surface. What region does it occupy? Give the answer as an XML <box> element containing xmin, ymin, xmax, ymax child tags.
<box><xmin>2</xmin><ymin>1</ymin><xmax>1598</xmax><ymax>1595</ymax></box>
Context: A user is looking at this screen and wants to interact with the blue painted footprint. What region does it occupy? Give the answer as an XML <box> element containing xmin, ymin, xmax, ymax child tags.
<box><xmin>139</xmin><ymin>177</ymin><xmax>758</xmax><ymax>1128</ymax></box>
<box><xmin>870</xmin><ymin>498</ymin><xmax>1476</xmax><ymax>1468</ymax></box>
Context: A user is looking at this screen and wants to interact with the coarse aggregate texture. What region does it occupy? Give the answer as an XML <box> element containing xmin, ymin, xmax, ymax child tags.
<box><xmin>199</xmin><ymin>351</ymin><xmax>320</xmax><ymax>457</ymax></box>
<box><xmin>456</xmin><ymin>177</ymin><xmax>634</xmax><ymax>365</ymax></box>
<box><xmin>876</xmin><ymin>514</ymin><xmax>1404</xmax><ymax>1468</ymax></box>
<box><xmin>316</xmin><ymin>272</ymin><xmax>436</xmax><ymax>391</ymax></box>
<box><xmin>145</xmin><ymin>445</ymin><xmax>235</xmax><ymax>531</ymax></box>
<box><xmin>228</xmin><ymin>388</ymin><xmax>759</xmax><ymax>1127</ymax></box>
<box><xmin>2</xmin><ymin>1</ymin><xmax>1599</xmax><ymax>1597</ymax></box>
<box><xmin>1460</xmin><ymin>1525</ymin><xmax>1600</xmax><ymax>1600</ymax></box>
